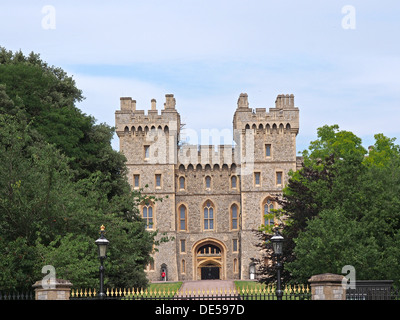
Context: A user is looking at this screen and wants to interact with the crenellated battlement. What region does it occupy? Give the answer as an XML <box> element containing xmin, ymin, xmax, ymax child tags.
<box><xmin>115</xmin><ymin>94</ymin><xmax>180</xmax><ymax>137</ymax></box>
<box><xmin>233</xmin><ymin>93</ymin><xmax>299</xmax><ymax>135</ymax></box>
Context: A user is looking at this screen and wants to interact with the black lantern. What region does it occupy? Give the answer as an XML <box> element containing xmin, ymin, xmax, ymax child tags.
<box><xmin>95</xmin><ymin>225</ymin><xmax>109</xmax><ymax>259</ymax></box>
<box><xmin>271</xmin><ymin>233</ymin><xmax>284</xmax><ymax>256</ymax></box>
<box><xmin>270</xmin><ymin>230</ymin><xmax>284</xmax><ymax>300</ymax></box>
<box><xmin>95</xmin><ymin>225</ymin><xmax>109</xmax><ymax>299</ymax></box>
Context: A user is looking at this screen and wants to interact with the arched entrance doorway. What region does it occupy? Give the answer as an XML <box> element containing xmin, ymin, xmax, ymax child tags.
<box><xmin>192</xmin><ymin>238</ymin><xmax>226</xmax><ymax>280</ymax></box>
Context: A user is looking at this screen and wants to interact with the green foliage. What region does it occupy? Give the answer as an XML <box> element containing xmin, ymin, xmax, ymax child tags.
<box><xmin>0</xmin><ymin>47</ymin><xmax>128</xmax><ymax>201</ymax></box>
<box><xmin>0</xmin><ymin>48</ymin><xmax>167</xmax><ymax>292</ymax></box>
<box><xmin>272</xmin><ymin>124</ymin><xmax>400</xmax><ymax>287</ymax></box>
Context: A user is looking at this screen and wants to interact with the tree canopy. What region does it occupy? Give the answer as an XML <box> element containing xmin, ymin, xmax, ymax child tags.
<box><xmin>0</xmin><ymin>48</ymin><xmax>165</xmax><ymax>292</ymax></box>
<box><xmin>258</xmin><ymin>125</ymin><xmax>400</xmax><ymax>288</ymax></box>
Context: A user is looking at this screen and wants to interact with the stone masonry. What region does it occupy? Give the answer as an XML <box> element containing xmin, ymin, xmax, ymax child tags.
<box><xmin>115</xmin><ymin>93</ymin><xmax>300</xmax><ymax>281</ymax></box>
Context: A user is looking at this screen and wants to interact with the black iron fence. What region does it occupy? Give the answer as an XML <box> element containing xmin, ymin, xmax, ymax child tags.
<box><xmin>0</xmin><ymin>291</ymin><xmax>34</xmax><ymax>300</ymax></box>
<box><xmin>346</xmin><ymin>280</ymin><xmax>400</xmax><ymax>300</ymax></box>
<box><xmin>69</xmin><ymin>285</ymin><xmax>311</xmax><ymax>300</ymax></box>
<box><xmin>2</xmin><ymin>281</ymin><xmax>400</xmax><ymax>301</ymax></box>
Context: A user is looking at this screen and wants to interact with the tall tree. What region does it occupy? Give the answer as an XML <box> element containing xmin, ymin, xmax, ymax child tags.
<box><xmin>0</xmin><ymin>47</ymin><xmax>128</xmax><ymax>200</ymax></box>
<box><xmin>257</xmin><ymin>125</ymin><xmax>400</xmax><ymax>288</ymax></box>
<box><xmin>0</xmin><ymin>48</ymin><xmax>166</xmax><ymax>291</ymax></box>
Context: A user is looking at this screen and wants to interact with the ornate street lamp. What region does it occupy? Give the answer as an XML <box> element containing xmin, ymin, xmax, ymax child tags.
<box><xmin>95</xmin><ymin>225</ymin><xmax>109</xmax><ymax>299</ymax></box>
<box><xmin>271</xmin><ymin>230</ymin><xmax>284</xmax><ymax>300</ymax></box>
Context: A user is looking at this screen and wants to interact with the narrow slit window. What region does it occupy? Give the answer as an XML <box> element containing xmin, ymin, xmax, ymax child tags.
<box><xmin>205</xmin><ymin>176</ymin><xmax>211</xmax><ymax>189</ymax></box>
<box><xmin>276</xmin><ymin>171</ymin><xmax>283</xmax><ymax>185</ymax></box>
<box><xmin>231</xmin><ymin>176</ymin><xmax>237</xmax><ymax>189</ymax></box>
<box><xmin>179</xmin><ymin>176</ymin><xmax>185</xmax><ymax>189</ymax></box>
<box><xmin>231</xmin><ymin>204</ymin><xmax>238</xmax><ymax>230</ymax></box>
<box><xmin>155</xmin><ymin>174</ymin><xmax>161</xmax><ymax>187</ymax></box>
<box><xmin>179</xmin><ymin>205</ymin><xmax>187</xmax><ymax>231</ymax></box>
<box><xmin>134</xmin><ymin>174</ymin><xmax>140</xmax><ymax>188</ymax></box>
<box><xmin>254</xmin><ymin>172</ymin><xmax>261</xmax><ymax>186</ymax></box>
<box><xmin>144</xmin><ymin>145</ymin><xmax>150</xmax><ymax>159</ymax></box>
<box><xmin>265</xmin><ymin>144</ymin><xmax>271</xmax><ymax>157</ymax></box>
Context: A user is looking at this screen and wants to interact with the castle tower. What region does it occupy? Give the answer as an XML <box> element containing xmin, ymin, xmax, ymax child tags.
<box><xmin>233</xmin><ymin>93</ymin><xmax>299</xmax><ymax>279</ymax></box>
<box><xmin>116</xmin><ymin>92</ymin><xmax>300</xmax><ymax>282</ymax></box>
<box><xmin>115</xmin><ymin>94</ymin><xmax>181</xmax><ymax>281</ymax></box>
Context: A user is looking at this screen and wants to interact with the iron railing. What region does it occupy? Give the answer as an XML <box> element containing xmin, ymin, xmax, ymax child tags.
<box><xmin>346</xmin><ymin>280</ymin><xmax>400</xmax><ymax>300</ymax></box>
<box><xmin>0</xmin><ymin>291</ymin><xmax>35</xmax><ymax>300</ymax></box>
<box><xmin>70</xmin><ymin>285</ymin><xmax>311</xmax><ymax>300</ymax></box>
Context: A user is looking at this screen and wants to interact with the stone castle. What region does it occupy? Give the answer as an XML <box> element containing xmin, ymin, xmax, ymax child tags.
<box><xmin>115</xmin><ymin>93</ymin><xmax>300</xmax><ymax>281</ymax></box>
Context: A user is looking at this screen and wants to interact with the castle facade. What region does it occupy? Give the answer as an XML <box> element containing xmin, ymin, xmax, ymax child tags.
<box><xmin>115</xmin><ymin>93</ymin><xmax>300</xmax><ymax>281</ymax></box>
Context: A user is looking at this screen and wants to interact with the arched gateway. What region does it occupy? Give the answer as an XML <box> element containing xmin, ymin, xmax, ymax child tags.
<box><xmin>192</xmin><ymin>238</ymin><xmax>226</xmax><ymax>280</ymax></box>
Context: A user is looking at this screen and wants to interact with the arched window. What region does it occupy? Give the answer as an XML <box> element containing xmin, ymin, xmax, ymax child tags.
<box><xmin>197</xmin><ymin>244</ymin><xmax>221</xmax><ymax>255</ymax></box>
<box><xmin>263</xmin><ymin>199</ymin><xmax>275</xmax><ymax>226</ymax></box>
<box><xmin>205</xmin><ymin>176</ymin><xmax>211</xmax><ymax>189</ymax></box>
<box><xmin>143</xmin><ymin>204</ymin><xmax>154</xmax><ymax>229</ymax></box>
<box><xmin>179</xmin><ymin>205</ymin><xmax>187</xmax><ymax>231</ymax></box>
<box><xmin>179</xmin><ymin>176</ymin><xmax>185</xmax><ymax>190</ymax></box>
<box><xmin>204</xmin><ymin>201</ymin><xmax>214</xmax><ymax>230</ymax></box>
<box><xmin>231</xmin><ymin>204</ymin><xmax>238</xmax><ymax>230</ymax></box>
<box><xmin>231</xmin><ymin>176</ymin><xmax>237</xmax><ymax>189</ymax></box>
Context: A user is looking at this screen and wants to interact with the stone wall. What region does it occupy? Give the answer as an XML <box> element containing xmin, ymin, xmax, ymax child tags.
<box><xmin>115</xmin><ymin>93</ymin><xmax>300</xmax><ymax>281</ymax></box>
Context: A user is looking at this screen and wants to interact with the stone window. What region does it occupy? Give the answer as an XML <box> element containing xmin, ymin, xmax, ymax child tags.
<box><xmin>263</xmin><ymin>199</ymin><xmax>275</xmax><ymax>226</ymax></box>
<box><xmin>231</xmin><ymin>175</ymin><xmax>237</xmax><ymax>189</ymax></box>
<box><xmin>205</xmin><ymin>176</ymin><xmax>211</xmax><ymax>189</ymax></box>
<box><xmin>143</xmin><ymin>204</ymin><xmax>154</xmax><ymax>230</ymax></box>
<box><xmin>144</xmin><ymin>145</ymin><xmax>150</xmax><ymax>159</ymax></box>
<box><xmin>179</xmin><ymin>176</ymin><xmax>185</xmax><ymax>190</ymax></box>
<box><xmin>147</xmin><ymin>260</ymin><xmax>154</xmax><ymax>271</ymax></box>
<box><xmin>276</xmin><ymin>171</ymin><xmax>283</xmax><ymax>185</ymax></box>
<box><xmin>231</xmin><ymin>204</ymin><xmax>238</xmax><ymax>230</ymax></box>
<box><xmin>233</xmin><ymin>239</ymin><xmax>238</xmax><ymax>252</ymax></box>
<box><xmin>180</xmin><ymin>239</ymin><xmax>186</xmax><ymax>253</ymax></box>
<box><xmin>233</xmin><ymin>258</ymin><xmax>238</xmax><ymax>273</ymax></box>
<box><xmin>265</xmin><ymin>144</ymin><xmax>271</xmax><ymax>157</ymax></box>
<box><xmin>254</xmin><ymin>172</ymin><xmax>261</xmax><ymax>186</ymax></box>
<box><xmin>203</xmin><ymin>201</ymin><xmax>214</xmax><ymax>230</ymax></box>
<box><xmin>155</xmin><ymin>174</ymin><xmax>162</xmax><ymax>188</ymax></box>
<box><xmin>181</xmin><ymin>259</ymin><xmax>186</xmax><ymax>274</ymax></box>
<box><xmin>179</xmin><ymin>205</ymin><xmax>187</xmax><ymax>231</ymax></box>
<box><xmin>133</xmin><ymin>174</ymin><xmax>140</xmax><ymax>189</ymax></box>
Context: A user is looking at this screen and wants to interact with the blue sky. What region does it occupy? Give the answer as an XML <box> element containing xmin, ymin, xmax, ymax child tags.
<box><xmin>1</xmin><ymin>1</ymin><xmax>399</xmax><ymax>153</ymax></box>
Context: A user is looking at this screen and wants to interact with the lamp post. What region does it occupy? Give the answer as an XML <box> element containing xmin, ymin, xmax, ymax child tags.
<box><xmin>95</xmin><ymin>225</ymin><xmax>109</xmax><ymax>299</ymax></box>
<box><xmin>271</xmin><ymin>230</ymin><xmax>284</xmax><ymax>300</ymax></box>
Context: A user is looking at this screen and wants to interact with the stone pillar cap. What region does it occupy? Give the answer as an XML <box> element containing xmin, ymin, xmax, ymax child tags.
<box><xmin>308</xmin><ymin>273</ymin><xmax>345</xmax><ymax>284</ymax></box>
<box><xmin>32</xmin><ymin>278</ymin><xmax>73</xmax><ymax>289</ymax></box>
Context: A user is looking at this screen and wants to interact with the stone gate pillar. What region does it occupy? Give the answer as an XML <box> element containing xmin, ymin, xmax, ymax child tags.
<box><xmin>32</xmin><ymin>279</ymin><xmax>73</xmax><ymax>300</ymax></box>
<box><xmin>308</xmin><ymin>273</ymin><xmax>346</xmax><ymax>300</ymax></box>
